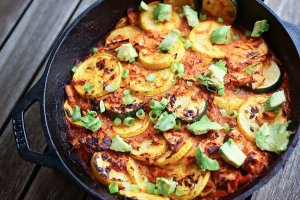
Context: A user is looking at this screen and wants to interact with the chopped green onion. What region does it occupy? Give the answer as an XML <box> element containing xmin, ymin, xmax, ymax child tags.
<box><xmin>99</xmin><ymin>100</ymin><xmax>105</xmax><ymax>113</ymax></box>
<box><xmin>160</xmin><ymin>98</ymin><xmax>169</xmax><ymax>107</ymax></box>
<box><xmin>246</xmin><ymin>66</ymin><xmax>254</xmax><ymax>74</ymax></box>
<box><xmin>223</xmin><ymin>123</ymin><xmax>230</xmax><ymax>131</ymax></box>
<box><xmin>123</xmin><ymin>90</ymin><xmax>134</xmax><ymax>105</ymax></box>
<box><xmin>177</xmin><ymin>63</ymin><xmax>185</xmax><ymax>78</ymax></box>
<box><xmin>123</xmin><ymin>183</ymin><xmax>140</xmax><ymax>192</ymax></box>
<box><xmin>108</xmin><ymin>182</ymin><xmax>119</xmax><ymax>194</ymax></box>
<box><xmin>136</xmin><ymin>109</ymin><xmax>146</xmax><ymax>120</ymax></box>
<box><xmin>245</xmin><ymin>30</ymin><xmax>252</xmax><ymax>37</ymax></box>
<box><xmin>114</xmin><ymin>118</ymin><xmax>122</xmax><ymax>126</ymax></box>
<box><xmin>139</xmin><ymin>1</ymin><xmax>149</xmax><ymax>11</ymax></box>
<box><xmin>71</xmin><ymin>66</ymin><xmax>78</xmax><ymax>73</ymax></box>
<box><xmin>128</xmin><ymin>58</ymin><xmax>136</xmax><ymax>63</ymax></box>
<box><xmin>146</xmin><ymin>73</ymin><xmax>156</xmax><ymax>82</ymax></box>
<box><xmin>226</xmin><ymin>109</ymin><xmax>238</xmax><ymax>118</ymax></box>
<box><xmin>216</xmin><ymin>17</ymin><xmax>224</xmax><ymax>23</ymax></box>
<box><xmin>123</xmin><ymin>117</ymin><xmax>135</xmax><ymax>126</ymax></box>
<box><xmin>71</xmin><ymin>106</ymin><xmax>81</xmax><ymax>122</ymax></box>
<box><xmin>149</xmin><ymin>110</ymin><xmax>162</xmax><ymax>122</ymax></box>
<box><xmin>123</xmin><ymin>89</ymin><xmax>130</xmax><ymax>96</ymax></box>
<box><xmin>219</xmin><ymin>109</ymin><xmax>227</xmax><ymax>117</ymax></box>
<box><xmin>199</xmin><ymin>12</ymin><xmax>207</xmax><ymax>20</ymax></box>
<box><xmin>147</xmin><ymin>182</ymin><xmax>156</xmax><ymax>194</ymax></box>
<box><xmin>174</xmin><ymin>119</ymin><xmax>181</xmax><ymax>130</ymax></box>
<box><xmin>150</xmin><ymin>100</ymin><xmax>165</xmax><ymax>110</ymax></box>
<box><xmin>92</xmin><ymin>47</ymin><xmax>98</xmax><ymax>53</ymax></box>
<box><xmin>232</xmin><ymin>33</ymin><xmax>240</xmax><ymax>41</ymax></box>
<box><xmin>105</xmin><ymin>84</ymin><xmax>119</xmax><ymax>92</ymax></box>
<box><xmin>171</xmin><ymin>61</ymin><xmax>180</xmax><ymax>72</ymax></box>
<box><xmin>178</xmin><ymin>36</ymin><xmax>192</xmax><ymax>49</ymax></box>
<box><xmin>122</xmin><ymin>69</ymin><xmax>129</xmax><ymax>78</ymax></box>
<box><xmin>187</xmin><ymin>81</ymin><xmax>193</xmax><ymax>86</ymax></box>
<box><xmin>84</xmin><ymin>83</ymin><xmax>94</xmax><ymax>93</ymax></box>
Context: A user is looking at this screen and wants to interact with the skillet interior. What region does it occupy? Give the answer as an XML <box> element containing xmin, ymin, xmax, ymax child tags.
<box><xmin>43</xmin><ymin>0</ymin><xmax>300</xmax><ymax>199</ymax></box>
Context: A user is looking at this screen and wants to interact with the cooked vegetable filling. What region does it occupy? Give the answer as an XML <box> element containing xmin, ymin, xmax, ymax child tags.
<box><xmin>64</xmin><ymin>1</ymin><xmax>293</xmax><ymax>199</ymax></box>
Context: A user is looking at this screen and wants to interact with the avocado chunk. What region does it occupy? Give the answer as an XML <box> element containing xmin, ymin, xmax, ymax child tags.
<box><xmin>159</xmin><ymin>30</ymin><xmax>179</xmax><ymax>52</ymax></box>
<box><xmin>256</xmin><ymin>122</ymin><xmax>293</xmax><ymax>154</ymax></box>
<box><xmin>109</xmin><ymin>135</ymin><xmax>132</xmax><ymax>152</ymax></box>
<box><xmin>210</xmin><ymin>26</ymin><xmax>231</xmax><ymax>44</ymax></box>
<box><xmin>115</xmin><ymin>43</ymin><xmax>138</xmax><ymax>62</ymax></box>
<box><xmin>251</xmin><ymin>19</ymin><xmax>270</xmax><ymax>38</ymax></box>
<box><xmin>219</xmin><ymin>139</ymin><xmax>246</xmax><ymax>168</ymax></box>
<box><xmin>154</xmin><ymin>112</ymin><xmax>177</xmax><ymax>132</ymax></box>
<box><xmin>154</xmin><ymin>3</ymin><xmax>172</xmax><ymax>23</ymax></box>
<box><xmin>195</xmin><ymin>147</ymin><xmax>220</xmax><ymax>171</ymax></box>
<box><xmin>264</xmin><ymin>90</ymin><xmax>286</xmax><ymax>111</ymax></box>
<box><xmin>188</xmin><ymin>115</ymin><xmax>222</xmax><ymax>135</ymax></box>
<box><xmin>182</xmin><ymin>5</ymin><xmax>199</xmax><ymax>28</ymax></box>
<box><xmin>156</xmin><ymin>177</ymin><xmax>178</xmax><ymax>197</ymax></box>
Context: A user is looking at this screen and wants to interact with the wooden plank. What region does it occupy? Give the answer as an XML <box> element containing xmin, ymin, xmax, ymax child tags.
<box><xmin>264</xmin><ymin>0</ymin><xmax>300</xmax><ymax>25</ymax></box>
<box><xmin>252</xmin><ymin>0</ymin><xmax>300</xmax><ymax>199</ymax></box>
<box><xmin>0</xmin><ymin>0</ymin><xmax>81</xmax><ymax>133</ymax></box>
<box><xmin>23</xmin><ymin>168</ymin><xmax>85</xmax><ymax>200</ymax></box>
<box><xmin>0</xmin><ymin>0</ymin><xmax>32</xmax><ymax>48</ymax></box>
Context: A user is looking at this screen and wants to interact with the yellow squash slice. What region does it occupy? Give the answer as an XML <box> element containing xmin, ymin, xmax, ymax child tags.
<box><xmin>238</xmin><ymin>95</ymin><xmax>287</xmax><ymax>141</ymax></box>
<box><xmin>130</xmin><ymin>68</ymin><xmax>175</xmax><ymax>96</ymax></box>
<box><xmin>129</xmin><ymin>135</ymin><xmax>169</xmax><ymax>164</ymax></box>
<box><xmin>91</xmin><ymin>151</ymin><xmax>131</xmax><ymax>186</ymax></box>
<box><xmin>105</xmin><ymin>26</ymin><xmax>144</xmax><ymax>46</ymax></box>
<box><xmin>72</xmin><ymin>53</ymin><xmax>122</xmax><ymax>99</ymax></box>
<box><xmin>113</xmin><ymin>116</ymin><xmax>150</xmax><ymax>138</ymax></box>
<box><xmin>139</xmin><ymin>2</ymin><xmax>181</xmax><ymax>35</ymax></box>
<box><xmin>139</xmin><ymin>40</ymin><xmax>185</xmax><ymax>70</ymax></box>
<box><xmin>189</xmin><ymin>21</ymin><xmax>228</xmax><ymax>58</ymax></box>
<box><xmin>126</xmin><ymin>157</ymin><xmax>149</xmax><ymax>191</ymax></box>
<box><xmin>154</xmin><ymin>139</ymin><xmax>193</xmax><ymax>167</ymax></box>
<box><xmin>120</xmin><ymin>190</ymin><xmax>170</xmax><ymax>200</ymax></box>
<box><xmin>63</xmin><ymin>100</ymin><xmax>82</xmax><ymax>127</ymax></box>
<box><xmin>214</xmin><ymin>96</ymin><xmax>245</xmax><ymax>110</ymax></box>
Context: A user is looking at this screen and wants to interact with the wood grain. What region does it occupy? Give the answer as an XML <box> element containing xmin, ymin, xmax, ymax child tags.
<box><xmin>0</xmin><ymin>0</ymin><xmax>32</xmax><ymax>48</ymax></box>
<box><xmin>0</xmin><ymin>0</ymin><xmax>81</xmax><ymax>133</ymax></box>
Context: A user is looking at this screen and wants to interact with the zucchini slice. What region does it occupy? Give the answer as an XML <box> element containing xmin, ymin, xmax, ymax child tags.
<box><xmin>126</xmin><ymin>157</ymin><xmax>149</xmax><ymax>191</ymax></box>
<box><xmin>189</xmin><ymin>21</ymin><xmax>228</xmax><ymax>58</ymax></box>
<box><xmin>119</xmin><ymin>190</ymin><xmax>169</xmax><ymax>200</ymax></box>
<box><xmin>254</xmin><ymin>61</ymin><xmax>281</xmax><ymax>93</ymax></box>
<box><xmin>112</xmin><ymin>116</ymin><xmax>150</xmax><ymax>138</ymax></box>
<box><xmin>105</xmin><ymin>26</ymin><xmax>144</xmax><ymax>46</ymax></box>
<box><xmin>72</xmin><ymin>53</ymin><xmax>122</xmax><ymax>99</ymax></box>
<box><xmin>63</xmin><ymin>100</ymin><xmax>82</xmax><ymax>127</ymax></box>
<box><xmin>166</xmin><ymin>87</ymin><xmax>207</xmax><ymax>123</ymax></box>
<box><xmin>138</xmin><ymin>40</ymin><xmax>185</xmax><ymax>70</ymax></box>
<box><xmin>102</xmin><ymin>93</ymin><xmax>145</xmax><ymax>119</ymax></box>
<box><xmin>139</xmin><ymin>2</ymin><xmax>181</xmax><ymax>35</ymax></box>
<box><xmin>128</xmin><ymin>135</ymin><xmax>169</xmax><ymax>164</ymax></box>
<box><xmin>201</xmin><ymin>0</ymin><xmax>237</xmax><ymax>24</ymax></box>
<box><xmin>130</xmin><ymin>68</ymin><xmax>175</xmax><ymax>96</ymax></box>
<box><xmin>237</xmin><ymin>96</ymin><xmax>287</xmax><ymax>141</ymax></box>
<box><xmin>91</xmin><ymin>151</ymin><xmax>131</xmax><ymax>186</ymax></box>
<box><xmin>153</xmin><ymin>139</ymin><xmax>193</xmax><ymax>167</ymax></box>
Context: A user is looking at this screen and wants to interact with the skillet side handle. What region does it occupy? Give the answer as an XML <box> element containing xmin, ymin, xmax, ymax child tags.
<box><xmin>281</xmin><ymin>20</ymin><xmax>300</xmax><ymax>55</ymax></box>
<box><xmin>12</xmin><ymin>79</ymin><xmax>63</xmax><ymax>170</ymax></box>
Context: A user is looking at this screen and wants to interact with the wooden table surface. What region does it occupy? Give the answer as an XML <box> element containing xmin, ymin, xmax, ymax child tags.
<box><xmin>0</xmin><ymin>0</ymin><xmax>299</xmax><ymax>199</ymax></box>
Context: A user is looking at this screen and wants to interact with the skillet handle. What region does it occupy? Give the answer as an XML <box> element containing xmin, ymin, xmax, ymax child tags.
<box><xmin>12</xmin><ymin>79</ymin><xmax>63</xmax><ymax>170</ymax></box>
<box><xmin>281</xmin><ymin>20</ymin><xmax>300</xmax><ymax>55</ymax></box>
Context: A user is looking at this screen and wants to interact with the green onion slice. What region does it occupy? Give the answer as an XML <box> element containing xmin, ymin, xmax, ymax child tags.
<box><xmin>108</xmin><ymin>182</ymin><xmax>119</xmax><ymax>194</ymax></box>
<box><xmin>136</xmin><ymin>109</ymin><xmax>146</xmax><ymax>120</ymax></box>
<box><xmin>99</xmin><ymin>100</ymin><xmax>105</xmax><ymax>113</ymax></box>
<box><xmin>105</xmin><ymin>84</ymin><xmax>119</xmax><ymax>92</ymax></box>
<box><xmin>114</xmin><ymin>118</ymin><xmax>122</xmax><ymax>126</ymax></box>
<box><xmin>146</xmin><ymin>73</ymin><xmax>156</xmax><ymax>82</ymax></box>
<box><xmin>123</xmin><ymin>117</ymin><xmax>135</xmax><ymax>126</ymax></box>
<box><xmin>149</xmin><ymin>110</ymin><xmax>162</xmax><ymax>122</ymax></box>
<box><xmin>122</xmin><ymin>69</ymin><xmax>129</xmax><ymax>78</ymax></box>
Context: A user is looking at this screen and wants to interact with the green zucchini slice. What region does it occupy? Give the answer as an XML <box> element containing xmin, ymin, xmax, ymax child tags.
<box><xmin>254</xmin><ymin>61</ymin><xmax>281</xmax><ymax>93</ymax></box>
<box><xmin>166</xmin><ymin>88</ymin><xmax>208</xmax><ymax>123</ymax></box>
<box><xmin>102</xmin><ymin>94</ymin><xmax>145</xmax><ymax>119</ymax></box>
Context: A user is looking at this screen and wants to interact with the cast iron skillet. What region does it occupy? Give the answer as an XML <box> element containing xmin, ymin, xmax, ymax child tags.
<box><xmin>11</xmin><ymin>0</ymin><xmax>300</xmax><ymax>199</ymax></box>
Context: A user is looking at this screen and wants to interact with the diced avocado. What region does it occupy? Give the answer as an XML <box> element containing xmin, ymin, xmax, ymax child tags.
<box><xmin>210</xmin><ymin>26</ymin><xmax>231</xmax><ymax>44</ymax></box>
<box><xmin>79</xmin><ymin>110</ymin><xmax>102</xmax><ymax>132</ymax></box>
<box><xmin>219</xmin><ymin>139</ymin><xmax>246</xmax><ymax>168</ymax></box>
<box><xmin>154</xmin><ymin>3</ymin><xmax>172</xmax><ymax>23</ymax></box>
<box><xmin>188</xmin><ymin>115</ymin><xmax>222</xmax><ymax>135</ymax></box>
<box><xmin>264</xmin><ymin>90</ymin><xmax>286</xmax><ymax>111</ymax></box>
<box><xmin>154</xmin><ymin>112</ymin><xmax>176</xmax><ymax>132</ymax></box>
<box><xmin>256</xmin><ymin>122</ymin><xmax>293</xmax><ymax>154</ymax></box>
<box><xmin>139</xmin><ymin>1</ymin><xmax>149</xmax><ymax>11</ymax></box>
<box><xmin>159</xmin><ymin>30</ymin><xmax>179</xmax><ymax>52</ymax></box>
<box><xmin>115</xmin><ymin>43</ymin><xmax>138</xmax><ymax>62</ymax></box>
<box><xmin>156</xmin><ymin>177</ymin><xmax>178</xmax><ymax>197</ymax></box>
<box><xmin>183</xmin><ymin>5</ymin><xmax>199</xmax><ymax>28</ymax></box>
<box><xmin>195</xmin><ymin>147</ymin><xmax>219</xmax><ymax>171</ymax></box>
<box><xmin>109</xmin><ymin>135</ymin><xmax>132</xmax><ymax>152</ymax></box>
<box><xmin>251</xmin><ymin>19</ymin><xmax>270</xmax><ymax>38</ymax></box>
